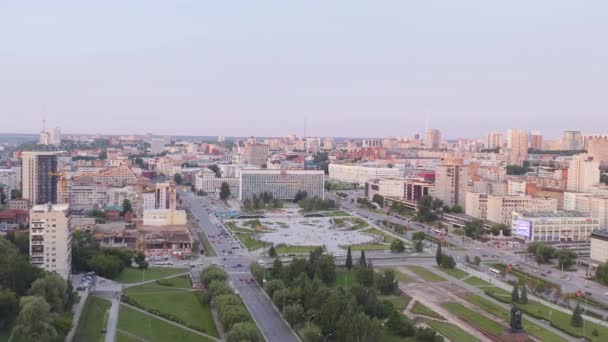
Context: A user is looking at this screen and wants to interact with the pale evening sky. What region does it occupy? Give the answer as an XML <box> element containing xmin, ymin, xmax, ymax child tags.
<box><xmin>1</xmin><ymin>1</ymin><xmax>607</xmax><ymax>139</ymax></box>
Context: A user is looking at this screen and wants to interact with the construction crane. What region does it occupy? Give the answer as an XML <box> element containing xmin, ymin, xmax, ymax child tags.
<box><xmin>48</xmin><ymin>172</ymin><xmax>69</xmax><ymax>204</ymax></box>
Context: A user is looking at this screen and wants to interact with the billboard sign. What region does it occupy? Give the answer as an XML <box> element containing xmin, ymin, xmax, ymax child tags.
<box><xmin>514</xmin><ymin>220</ymin><xmax>531</xmax><ymax>239</ymax></box>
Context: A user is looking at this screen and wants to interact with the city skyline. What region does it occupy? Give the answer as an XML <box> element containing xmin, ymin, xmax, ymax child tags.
<box><xmin>2</xmin><ymin>1</ymin><xmax>607</xmax><ymax>137</ymax></box>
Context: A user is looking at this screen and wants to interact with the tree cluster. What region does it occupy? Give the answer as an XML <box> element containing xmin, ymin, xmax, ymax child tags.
<box><xmin>220</xmin><ymin>182</ymin><xmax>231</xmax><ymax>200</ymax></box>
<box><xmin>207</xmin><ymin>164</ymin><xmax>222</xmax><ymax>178</ymax></box>
<box><xmin>463</xmin><ymin>219</ymin><xmax>485</xmax><ymax>239</ymax></box>
<box><xmin>506</xmin><ymin>163</ymin><xmax>532</xmax><ymax>175</ymax></box>
<box><xmin>390</xmin><ymin>239</ymin><xmax>405</xmax><ymax>253</ymax></box>
<box><xmin>72</xmin><ymin>231</ymin><xmax>133</xmax><ymax>279</ymax></box>
<box><xmin>242</xmin><ymin>192</ymin><xmax>283</xmax><ymax>210</ymax></box>
<box><xmin>299</xmin><ymin>196</ymin><xmax>337</xmax><ymax>211</ymax></box>
<box><xmin>489</xmin><ymin>223</ymin><xmax>511</xmax><ymax>236</ymax></box>
<box><xmin>527</xmin><ymin>243</ymin><xmax>577</xmax><ymax>268</ymax></box>
<box><xmin>415</xmin><ymin>196</ymin><xmax>444</xmax><ymax>223</ymax></box>
<box><xmin>251</xmin><ymin>248</ymin><xmax>443</xmax><ymax>342</ymax></box>
<box><xmin>371</xmin><ymin>194</ymin><xmax>384</xmax><ymax>208</ymax></box>
<box><xmin>435</xmin><ymin>243</ymin><xmax>456</xmax><ymax>269</ymax></box>
<box><xmin>595</xmin><ymin>263</ymin><xmax>608</xmax><ymax>285</ymax></box>
<box><xmin>0</xmin><ymin>237</ymin><xmax>75</xmax><ymax>341</ymax></box>
<box><xmin>200</xmin><ymin>266</ymin><xmax>263</xmax><ymax>342</ymax></box>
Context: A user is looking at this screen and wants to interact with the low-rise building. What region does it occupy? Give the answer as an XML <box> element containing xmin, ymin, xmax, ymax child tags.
<box><xmin>511</xmin><ymin>210</ymin><xmax>599</xmax><ymax>242</ymax></box>
<box><xmin>486</xmin><ymin>195</ymin><xmax>558</xmax><ymax>225</ymax></box>
<box><xmin>590</xmin><ymin>230</ymin><xmax>608</xmax><ymax>263</ymax></box>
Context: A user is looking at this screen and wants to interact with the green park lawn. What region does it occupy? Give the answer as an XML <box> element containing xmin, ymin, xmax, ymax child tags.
<box><xmin>335</xmin><ymin>270</ymin><xmax>356</xmax><ymax>289</ymax></box>
<box><xmin>464</xmin><ymin>276</ymin><xmax>492</xmax><ymax>287</ymax></box>
<box><xmin>155</xmin><ymin>275</ymin><xmax>191</xmax><ymax>288</ymax></box>
<box><xmin>435</xmin><ymin>266</ymin><xmax>469</xmax><ymax>279</ymax></box>
<box><xmin>123</xmin><ymin>286</ymin><xmax>218</xmax><ymax>337</ymax></box>
<box><xmin>406</xmin><ymin>266</ymin><xmax>445</xmax><ymax>282</ymax></box>
<box><xmin>364</xmin><ymin>228</ymin><xmax>400</xmax><ymax>243</ymax></box>
<box><xmin>466</xmin><ymin>295</ymin><xmax>568</xmax><ymax>342</ymax></box>
<box><xmin>424</xmin><ymin>319</ymin><xmax>479</xmax><ymax>342</ymax></box>
<box><xmin>225</xmin><ymin>222</ymin><xmax>255</xmax><ymax>233</ymax></box>
<box><xmin>74</xmin><ymin>295</ymin><xmax>111</xmax><ymax>342</ymax></box>
<box><xmin>117</xmin><ymin>305</ymin><xmax>214</xmax><ymax>342</ymax></box>
<box><xmin>275</xmin><ymin>245</ymin><xmax>319</xmax><ymax>254</ymax></box>
<box><xmin>321</xmin><ymin>210</ymin><xmax>352</xmax><ymax>217</ymax></box>
<box><xmin>347</xmin><ymin>243</ymin><xmax>390</xmax><ymax>251</ymax></box>
<box><xmin>411</xmin><ymin>301</ymin><xmax>444</xmax><ymax>319</ymax></box>
<box><xmin>380</xmin><ymin>294</ymin><xmax>412</xmax><ymax>311</ymax></box>
<box><xmin>234</xmin><ymin>232</ymin><xmax>265</xmax><ymax>251</ymax></box>
<box><xmin>116</xmin><ymin>267</ymin><xmax>189</xmax><ymax>283</ymax></box>
<box><xmin>442</xmin><ymin>302</ymin><xmax>504</xmax><ymax>335</ymax></box>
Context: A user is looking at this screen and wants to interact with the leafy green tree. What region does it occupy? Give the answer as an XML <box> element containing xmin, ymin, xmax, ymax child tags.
<box><xmin>284</xmin><ymin>303</ymin><xmax>304</xmax><ymax>327</ymax></box>
<box><xmin>120</xmin><ymin>199</ymin><xmax>132</xmax><ymax>216</ymax></box>
<box><xmin>271</xmin><ymin>258</ymin><xmax>284</xmax><ymax>279</ymax></box>
<box><xmin>0</xmin><ymin>239</ymin><xmax>44</xmax><ymax>296</ymax></box>
<box><xmin>208</xmin><ymin>164</ymin><xmax>221</xmax><ymax>177</ymax></box>
<box><xmin>11</xmin><ymin>296</ymin><xmax>57</xmax><ymax>342</ymax></box>
<box><xmin>220</xmin><ymin>182</ymin><xmax>231</xmax><ymax>200</ymax></box>
<box><xmin>300</xmin><ymin>324</ymin><xmax>322</xmax><ymax>342</ymax></box>
<box><xmin>359</xmin><ymin>250</ymin><xmax>367</xmax><ymax>267</ymax></box>
<box><xmin>555</xmin><ymin>249</ymin><xmax>577</xmax><ymax>269</ymax></box>
<box><xmin>390</xmin><ymin>239</ymin><xmax>405</xmax><ymax>253</ymax></box>
<box><xmin>440</xmin><ymin>254</ymin><xmax>456</xmax><ymax>269</ymax></box>
<box><xmin>412</xmin><ymin>231</ymin><xmax>426</xmax><ymax>240</ymax></box>
<box><xmin>6</xmin><ymin>231</ymin><xmax>29</xmax><ymax>256</ymax></box>
<box><xmin>450</xmin><ymin>204</ymin><xmax>463</xmax><ymax>213</ymax></box>
<box><xmin>414</xmin><ymin>240</ymin><xmax>423</xmax><ymax>252</ymax></box>
<box><xmin>512</xmin><ymin>284</ymin><xmax>520</xmax><ymax>303</ymax></box>
<box><xmin>0</xmin><ymin>289</ymin><xmax>19</xmax><ymax>329</ymax></box>
<box><xmin>527</xmin><ymin>242</ymin><xmax>556</xmax><ymax>264</ymax></box>
<box><xmin>88</xmin><ymin>252</ymin><xmax>124</xmax><ymax>279</ymax></box>
<box><xmin>264</xmin><ymin>279</ymin><xmax>285</xmax><ymax>298</ymax></box>
<box><xmin>376</xmin><ymin>269</ymin><xmax>397</xmax><ymax>294</ymax></box>
<box><xmin>386</xmin><ymin>310</ymin><xmax>415</xmax><ymax>336</ymax></box>
<box><xmin>435</xmin><ymin>243</ymin><xmax>442</xmax><ymax>266</ymax></box>
<box><xmin>173</xmin><ymin>173</ymin><xmax>183</xmax><ymax>184</ymax></box>
<box><xmin>520</xmin><ymin>284</ymin><xmax>528</xmax><ymax>304</ymax></box>
<box><xmin>596</xmin><ymin>263</ymin><xmax>608</xmax><ymax>285</ymax></box>
<box><xmin>355</xmin><ymin>261</ymin><xmax>375</xmax><ymax>287</ymax></box>
<box><xmin>474</xmin><ymin>256</ymin><xmax>481</xmax><ymax>266</ymax></box>
<box><xmin>294</xmin><ymin>190</ymin><xmax>308</xmax><ymax>202</ymax></box>
<box><xmin>268</xmin><ymin>245</ymin><xmax>277</xmax><ymax>258</ymax></box>
<box><xmin>345</xmin><ymin>246</ymin><xmax>353</xmax><ymax>270</ymax></box>
<box><xmin>226</xmin><ymin>322</ymin><xmax>264</xmax><ymax>342</ymax></box>
<box><xmin>134</xmin><ymin>251</ymin><xmax>148</xmax><ymax>269</ymax></box>
<box><xmin>372</xmin><ymin>194</ymin><xmax>384</xmax><ymax>207</ymax></box>
<box><xmin>201</xmin><ymin>265</ymin><xmax>228</xmax><ymax>287</ymax></box>
<box><xmin>571</xmin><ymin>304</ymin><xmax>583</xmax><ymax>327</ymax></box>
<box><xmin>464</xmin><ymin>219</ymin><xmax>485</xmax><ymax>239</ymax></box>
<box><xmin>27</xmin><ymin>273</ymin><xmax>69</xmax><ymax>313</ymax></box>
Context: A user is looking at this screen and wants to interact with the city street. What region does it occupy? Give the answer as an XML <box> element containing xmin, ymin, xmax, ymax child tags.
<box><xmin>179</xmin><ymin>190</ymin><xmax>299</xmax><ymax>342</ymax></box>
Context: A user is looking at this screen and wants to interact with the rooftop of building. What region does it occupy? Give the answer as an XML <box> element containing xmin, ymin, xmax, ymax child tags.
<box><xmin>31</xmin><ymin>203</ymin><xmax>70</xmax><ymax>213</ymax></box>
<box><xmin>591</xmin><ymin>230</ymin><xmax>608</xmax><ymax>241</ymax></box>
<box><xmin>515</xmin><ymin>210</ymin><xmax>589</xmax><ymax>218</ymax></box>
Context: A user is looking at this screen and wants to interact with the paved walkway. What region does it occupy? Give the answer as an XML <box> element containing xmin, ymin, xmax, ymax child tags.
<box><xmin>65</xmin><ymin>289</ymin><xmax>89</xmax><ymax>342</ymax></box>
<box><xmin>120</xmin><ymin>302</ymin><xmax>221</xmax><ymax>341</ymax></box>
<box><xmin>104</xmin><ymin>296</ymin><xmax>120</xmax><ymax>342</ymax></box>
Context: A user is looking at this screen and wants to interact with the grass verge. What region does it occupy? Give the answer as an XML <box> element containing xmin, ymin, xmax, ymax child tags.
<box><xmin>117</xmin><ymin>305</ymin><xmax>214</xmax><ymax>342</ymax></box>
<box><xmin>73</xmin><ymin>295</ymin><xmax>111</xmax><ymax>342</ymax></box>
<box><xmin>234</xmin><ymin>232</ymin><xmax>265</xmax><ymax>251</ymax></box>
<box><xmin>406</xmin><ymin>266</ymin><xmax>445</xmax><ymax>282</ymax></box>
<box><xmin>424</xmin><ymin>319</ymin><xmax>479</xmax><ymax>342</ymax></box>
<box><xmin>116</xmin><ymin>267</ymin><xmax>189</xmax><ymax>283</ymax></box>
<box><xmin>123</xmin><ymin>286</ymin><xmax>218</xmax><ymax>337</ymax></box>
<box><xmin>411</xmin><ymin>301</ymin><xmax>444</xmax><ymax>319</ymax></box>
<box><xmin>435</xmin><ymin>266</ymin><xmax>469</xmax><ymax>279</ymax></box>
